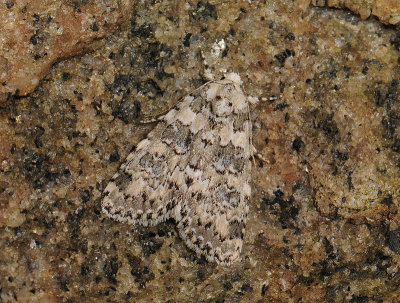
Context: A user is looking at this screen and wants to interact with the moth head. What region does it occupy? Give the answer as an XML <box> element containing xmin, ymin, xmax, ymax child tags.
<box><xmin>211</xmin><ymin>94</ymin><xmax>233</xmax><ymax>117</ymax></box>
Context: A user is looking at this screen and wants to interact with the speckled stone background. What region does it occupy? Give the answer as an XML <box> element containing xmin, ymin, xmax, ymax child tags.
<box><xmin>1</xmin><ymin>0</ymin><xmax>400</xmax><ymax>302</ymax></box>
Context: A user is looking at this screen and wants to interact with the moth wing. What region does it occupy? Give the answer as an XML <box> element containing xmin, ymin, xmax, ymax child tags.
<box><xmin>170</xmin><ymin>79</ymin><xmax>252</xmax><ymax>264</ymax></box>
<box><xmin>102</xmin><ymin>89</ymin><xmax>205</xmax><ymax>226</ymax></box>
<box><xmin>102</xmin><ymin>123</ymin><xmax>184</xmax><ymax>226</ymax></box>
<box><xmin>176</xmin><ymin>158</ymin><xmax>251</xmax><ymax>264</ymax></box>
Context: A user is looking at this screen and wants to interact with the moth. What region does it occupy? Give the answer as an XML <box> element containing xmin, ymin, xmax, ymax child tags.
<box><xmin>102</xmin><ymin>73</ymin><xmax>255</xmax><ymax>264</ymax></box>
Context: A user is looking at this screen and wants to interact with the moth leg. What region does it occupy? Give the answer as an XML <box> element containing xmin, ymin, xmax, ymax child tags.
<box><xmin>250</xmin><ymin>145</ymin><xmax>268</xmax><ymax>165</ymax></box>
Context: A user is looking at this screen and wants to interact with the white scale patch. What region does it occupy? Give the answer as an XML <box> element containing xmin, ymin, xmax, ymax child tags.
<box><xmin>102</xmin><ymin>73</ymin><xmax>255</xmax><ymax>264</ymax></box>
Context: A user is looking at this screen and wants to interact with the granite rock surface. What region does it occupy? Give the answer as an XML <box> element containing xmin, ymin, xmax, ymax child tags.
<box><xmin>1</xmin><ymin>0</ymin><xmax>400</xmax><ymax>302</ymax></box>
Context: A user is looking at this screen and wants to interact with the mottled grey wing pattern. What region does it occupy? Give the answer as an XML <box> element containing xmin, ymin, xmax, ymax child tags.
<box><xmin>102</xmin><ymin>73</ymin><xmax>252</xmax><ymax>264</ymax></box>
